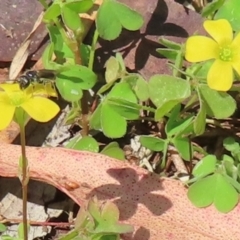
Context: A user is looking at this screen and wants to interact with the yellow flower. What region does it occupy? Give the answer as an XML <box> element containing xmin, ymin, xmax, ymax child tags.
<box><xmin>0</xmin><ymin>84</ymin><xmax>60</xmax><ymax>130</ymax></box>
<box><xmin>185</xmin><ymin>19</ymin><xmax>240</xmax><ymax>91</ymax></box>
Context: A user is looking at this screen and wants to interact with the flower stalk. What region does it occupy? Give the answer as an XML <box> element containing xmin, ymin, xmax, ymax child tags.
<box><xmin>19</xmin><ymin>122</ymin><xmax>28</xmax><ymax>240</ymax></box>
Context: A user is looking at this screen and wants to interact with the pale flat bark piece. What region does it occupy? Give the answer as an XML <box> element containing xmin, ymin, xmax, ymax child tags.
<box><xmin>0</xmin><ymin>143</ymin><xmax>239</xmax><ymax>239</ymax></box>
<box><xmin>9</xmin><ymin>12</ymin><xmax>44</xmax><ymax>80</ymax></box>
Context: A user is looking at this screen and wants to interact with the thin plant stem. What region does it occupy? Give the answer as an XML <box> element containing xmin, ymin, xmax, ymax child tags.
<box><xmin>161</xmin><ymin>140</ymin><xmax>170</xmax><ymax>169</ymax></box>
<box><xmin>54</xmin><ymin>18</ymin><xmax>89</xmax><ymax>136</ymax></box>
<box><xmin>19</xmin><ymin>123</ymin><xmax>28</xmax><ymax>240</ymax></box>
<box><xmin>73</xmin><ymin>35</ymin><xmax>89</xmax><ymax>136</ymax></box>
<box><xmin>88</xmin><ymin>29</ymin><xmax>99</xmax><ymax>70</ymax></box>
<box><xmin>54</xmin><ymin>17</ymin><xmax>93</xmax><ymax>136</ymax></box>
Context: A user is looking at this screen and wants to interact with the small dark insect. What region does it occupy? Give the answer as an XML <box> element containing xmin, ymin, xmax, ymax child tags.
<box><xmin>17</xmin><ymin>69</ymin><xmax>57</xmax><ymax>90</ymax></box>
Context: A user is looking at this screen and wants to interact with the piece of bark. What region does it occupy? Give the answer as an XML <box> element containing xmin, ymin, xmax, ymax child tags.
<box><xmin>0</xmin><ymin>143</ymin><xmax>239</xmax><ymax>240</ymax></box>
<box><xmin>0</xmin><ymin>0</ymin><xmax>47</xmax><ymax>62</ymax></box>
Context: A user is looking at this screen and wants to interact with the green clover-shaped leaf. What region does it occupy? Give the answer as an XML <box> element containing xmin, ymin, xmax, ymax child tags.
<box><xmin>188</xmin><ymin>173</ymin><xmax>238</xmax><ymax>213</ymax></box>
<box><xmin>96</xmin><ymin>0</ymin><xmax>143</xmax><ymax>40</ymax></box>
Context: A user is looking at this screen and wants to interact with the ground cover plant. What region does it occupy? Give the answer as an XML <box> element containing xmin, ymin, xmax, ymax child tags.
<box><xmin>1</xmin><ymin>0</ymin><xmax>240</xmax><ymax>239</ymax></box>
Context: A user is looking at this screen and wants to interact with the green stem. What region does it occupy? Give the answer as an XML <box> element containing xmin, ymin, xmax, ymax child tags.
<box><xmin>88</xmin><ymin>29</ymin><xmax>99</xmax><ymax>70</ymax></box>
<box><xmin>19</xmin><ymin>123</ymin><xmax>28</xmax><ymax>240</ymax></box>
<box><xmin>72</xmin><ymin>34</ymin><xmax>88</xmax><ymax>136</ymax></box>
<box><xmin>161</xmin><ymin>140</ymin><xmax>170</xmax><ymax>169</ymax></box>
<box><xmin>173</xmin><ymin>49</ymin><xmax>183</xmax><ymax>78</ymax></box>
<box><xmin>53</xmin><ymin>18</ymin><xmax>91</xmax><ymax>136</ymax></box>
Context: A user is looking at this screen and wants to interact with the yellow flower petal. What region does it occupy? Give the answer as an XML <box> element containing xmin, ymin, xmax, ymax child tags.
<box><xmin>0</xmin><ymin>102</ymin><xmax>15</xmax><ymax>130</ymax></box>
<box><xmin>204</xmin><ymin>19</ymin><xmax>232</xmax><ymax>45</ymax></box>
<box><xmin>185</xmin><ymin>36</ymin><xmax>219</xmax><ymax>62</ymax></box>
<box><xmin>207</xmin><ymin>60</ymin><xmax>233</xmax><ymax>91</ymax></box>
<box><xmin>231</xmin><ymin>34</ymin><xmax>240</xmax><ymax>75</ymax></box>
<box><xmin>0</xmin><ymin>92</ymin><xmax>10</xmax><ymax>103</ymax></box>
<box><xmin>7</xmin><ymin>91</ymin><xmax>31</xmax><ymax>107</ymax></box>
<box><xmin>21</xmin><ymin>97</ymin><xmax>60</xmax><ymax>122</ymax></box>
<box><xmin>0</xmin><ymin>83</ymin><xmax>21</xmax><ymax>93</ymax></box>
<box><xmin>231</xmin><ymin>33</ymin><xmax>240</xmax><ymax>68</ymax></box>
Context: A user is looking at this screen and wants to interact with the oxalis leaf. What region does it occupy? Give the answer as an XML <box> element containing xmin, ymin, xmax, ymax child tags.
<box><xmin>123</xmin><ymin>74</ymin><xmax>149</xmax><ymax>101</ymax></box>
<box><xmin>63</xmin><ymin>0</ymin><xmax>93</xmax><ymax>14</ymax></box>
<box><xmin>61</xmin><ymin>5</ymin><xmax>83</xmax><ymax>31</ymax></box>
<box><xmin>188</xmin><ymin>173</ymin><xmax>239</xmax><ymax>213</ymax></box>
<box><xmin>214</xmin><ymin>0</ymin><xmax>240</xmax><ymax>32</ymax></box>
<box><xmin>192</xmin><ymin>155</ymin><xmax>217</xmax><ymax>177</ymax></box>
<box><xmin>155</xmin><ymin>100</ymin><xmax>180</xmax><ymax>120</ymax></box>
<box><xmin>89</xmin><ymin>104</ymin><xmax>102</xmax><ymax>130</ymax></box>
<box><xmin>43</xmin><ymin>3</ymin><xmax>61</xmax><ymax>22</ymax></box>
<box><xmin>56</xmin><ymin>79</ymin><xmax>83</xmax><ymax>102</ymax></box>
<box><xmin>156</xmin><ymin>48</ymin><xmax>179</xmax><ymax>62</ymax></box>
<box><xmin>172</xmin><ymin>137</ymin><xmax>192</xmax><ymax>161</ymax></box>
<box><xmin>223</xmin><ymin>137</ymin><xmax>239</xmax><ymax>153</ymax></box>
<box><xmin>198</xmin><ymin>84</ymin><xmax>236</xmax><ymax>119</ymax></box>
<box><xmin>56</xmin><ymin>65</ymin><xmax>97</xmax><ymax>101</ymax></box>
<box><xmin>166</xmin><ymin>114</ymin><xmax>194</xmax><ymax>137</ymax></box>
<box><xmin>106</xmin><ymin>82</ymin><xmax>139</xmax><ymax>120</ymax></box>
<box><xmin>96</xmin><ymin>0</ymin><xmax>143</xmax><ymax>40</ymax></box>
<box><xmin>158</xmin><ymin>37</ymin><xmax>181</xmax><ymax>50</ymax></box>
<box><xmin>105</xmin><ymin>56</ymin><xmax>120</xmax><ymax>83</ymax></box>
<box><xmin>107</xmin><ymin>98</ymin><xmax>140</xmax><ymax>120</ymax></box>
<box><xmin>57</xmin><ymin>65</ymin><xmax>97</xmax><ymax>90</ymax></box>
<box><xmin>201</xmin><ymin>0</ymin><xmax>225</xmax><ymax>18</ymax></box>
<box><xmin>47</xmin><ymin>25</ymin><xmax>74</xmax><ymax>59</ymax></box>
<box><xmin>89</xmin><ymin>99</ymin><xmax>137</xmax><ymax>139</ymax></box>
<box><xmin>88</xmin><ymin>197</ymin><xmax>134</xmax><ymax>234</ymax></box>
<box><xmin>107</xmin><ymin>82</ymin><xmax>137</xmax><ymax>103</ymax></box>
<box><xmin>101</xmin><ymin>103</ymin><xmax>127</xmax><ymax>138</ymax></box>
<box><xmin>101</xmin><ymin>142</ymin><xmax>125</xmax><ymax>160</ymax></box>
<box><xmin>66</xmin><ymin>136</ymin><xmax>99</xmax><ymax>152</ymax></box>
<box><xmin>148</xmin><ymin>75</ymin><xmax>191</xmax><ymax>108</ymax></box>
<box><xmin>139</xmin><ymin>136</ymin><xmax>166</xmax><ymax>152</ymax></box>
